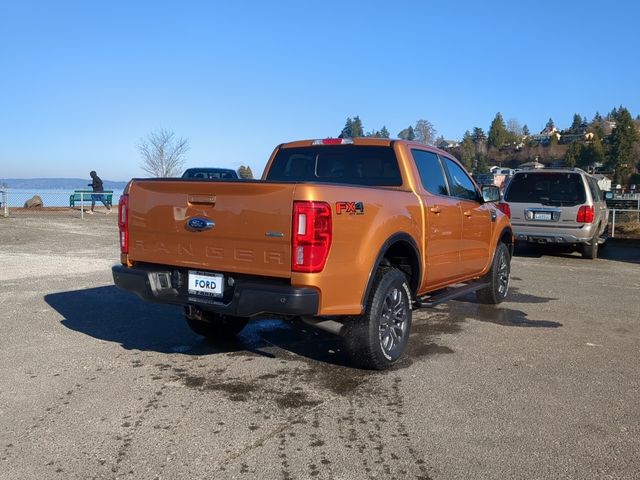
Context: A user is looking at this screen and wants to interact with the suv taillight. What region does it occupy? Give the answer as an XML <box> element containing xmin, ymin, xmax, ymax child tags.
<box><xmin>118</xmin><ymin>194</ymin><xmax>129</xmax><ymax>253</ymax></box>
<box><xmin>497</xmin><ymin>202</ymin><xmax>511</xmax><ymax>219</ymax></box>
<box><xmin>292</xmin><ymin>201</ymin><xmax>332</xmax><ymax>273</ymax></box>
<box><xmin>576</xmin><ymin>205</ymin><xmax>594</xmax><ymax>223</ymax></box>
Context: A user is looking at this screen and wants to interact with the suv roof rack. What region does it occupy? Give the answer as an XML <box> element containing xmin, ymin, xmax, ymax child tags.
<box><xmin>537</xmin><ymin>166</ymin><xmax>588</xmax><ymax>174</ymax></box>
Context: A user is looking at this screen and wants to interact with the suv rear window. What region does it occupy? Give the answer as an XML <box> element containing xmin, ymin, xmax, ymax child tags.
<box><xmin>505</xmin><ymin>172</ymin><xmax>586</xmax><ymax>206</ymax></box>
<box><xmin>266</xmin><ymin>145</ymin><xmax>402</xmax><ymax>187</ymax></box>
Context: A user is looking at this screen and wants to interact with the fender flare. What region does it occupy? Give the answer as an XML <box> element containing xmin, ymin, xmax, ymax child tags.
<box><xmin>359</xmin><ymin>233</ymin><xmax>421</xmax><ymax>309</ymax></box>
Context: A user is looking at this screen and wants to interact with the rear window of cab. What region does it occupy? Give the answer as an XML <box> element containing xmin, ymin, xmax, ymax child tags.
<box><xmin>266</xmin><ymin>145</ymin><xmax>402</xmax><ymax>187</ymax></box>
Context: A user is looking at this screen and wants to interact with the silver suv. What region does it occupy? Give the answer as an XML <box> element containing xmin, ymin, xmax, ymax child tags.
<box><xmin>501</xmin><ymin>168</ymin><xmax>608</xmax><ymax>259</ymax></box>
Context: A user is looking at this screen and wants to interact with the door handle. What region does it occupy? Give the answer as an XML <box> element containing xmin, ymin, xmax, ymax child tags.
<box><xmin>429</xmin><ymin>206</ymin><xmax>442</xmax><ymax>214</ymax></box>
<box><xmin>463</xmin><ymin>210</ymin><xmax>472</xmax><ymax>217</ymax></box>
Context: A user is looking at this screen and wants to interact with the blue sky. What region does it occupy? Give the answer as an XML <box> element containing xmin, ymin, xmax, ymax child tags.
<box><xmin>1</xmin><ymin>1</ymin><xmax>639</xmax><ymax>181</ymax></box>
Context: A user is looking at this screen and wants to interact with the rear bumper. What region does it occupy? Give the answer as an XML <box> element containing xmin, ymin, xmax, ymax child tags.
<box><xmin>511</xmin><ymin>223</ymin><xmax>596</xmax><ymax>244</ymax></box>
<box><xmin>112</xmin><ymin>265</ymin><xmax>319</xmax><ymax>318</ymax></box>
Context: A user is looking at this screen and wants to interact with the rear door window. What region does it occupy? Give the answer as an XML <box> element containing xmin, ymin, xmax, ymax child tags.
<box><xmin>505</xmin><ymin>172</ymin><xmax>586</xmax><ymax>206</ymax></box>
<box><xmin>411</xmin><ymin>149</ymin><xmax>449</xmax><ymax>196</ymax></box>
<box><xmin>266</xmin><ymin>145</ymin><xmax>402</xmax><ymax>187</ymax></box>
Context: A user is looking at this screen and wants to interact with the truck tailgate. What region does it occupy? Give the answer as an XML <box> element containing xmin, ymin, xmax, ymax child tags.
<box><xmin>127</xmin><ymin>180</ymin><xmax>294</xmax><ymax>278</ymax></box>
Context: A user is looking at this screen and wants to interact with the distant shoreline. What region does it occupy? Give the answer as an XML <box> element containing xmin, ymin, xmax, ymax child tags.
<box><xmin>0</xmin><ymin>178</ymin><xmax>128</xmax><ymax>190</ymax></box>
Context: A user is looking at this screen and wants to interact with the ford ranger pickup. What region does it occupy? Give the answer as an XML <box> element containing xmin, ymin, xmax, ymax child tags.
<box><xmin>112</xmin><ymin>138</ymin><xmax>513</xmax><ymax>369</ymax></box>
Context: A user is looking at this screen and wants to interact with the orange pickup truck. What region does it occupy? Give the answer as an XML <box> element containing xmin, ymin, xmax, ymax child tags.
<box><xmin>112</xmin><ymin>138</ymin><xmax>513</xmax><ymax>369</ymax></box>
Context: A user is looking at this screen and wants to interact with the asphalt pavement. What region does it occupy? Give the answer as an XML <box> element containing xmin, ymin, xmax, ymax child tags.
<box><xmin>1</xmin><ymin>214</ymin><xmax>639</xmax><ymax>480</ymax></box>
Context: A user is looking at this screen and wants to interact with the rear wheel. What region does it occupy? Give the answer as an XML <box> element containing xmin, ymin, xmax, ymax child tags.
<box><xmin>184</xmin><ymin>310</ymin><xmax>248</xmax><ymax>339</ymax></box>
<box><xmin>476</xmin><ymin>243</ymin><xmax>511</xmax><ymax>304</ymax></box>
<box><xmin>582</xmin><ymin>233</ymin><xmax>599</xmax><ymax>259</ymax></box>
<box><xmin>345</xmin><ymin>268</ymin><xmax>412</xmax><ymax>370</ymax></box>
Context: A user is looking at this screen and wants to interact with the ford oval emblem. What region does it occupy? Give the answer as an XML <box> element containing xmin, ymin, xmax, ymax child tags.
<box><xmin>186</xmin><ymin>217</ymin><xmax>214</xmax><ymax>232</ymax></box>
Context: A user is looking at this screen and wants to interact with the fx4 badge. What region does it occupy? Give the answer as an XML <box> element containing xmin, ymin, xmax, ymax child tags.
<box><xmin>336</xmin><ymin>201</ymin><xmax>364</xmax><ymax>215</ymax></box>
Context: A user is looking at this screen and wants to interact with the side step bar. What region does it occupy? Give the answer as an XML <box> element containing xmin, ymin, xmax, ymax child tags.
<box><xmin>415</xmin><ymin>281</ymin><xmax>490</xmax><ymax>309</ymax></box>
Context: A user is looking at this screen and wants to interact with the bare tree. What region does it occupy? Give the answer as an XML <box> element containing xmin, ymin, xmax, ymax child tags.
<box><xmin>138</xmin><ymin>128</ymin><xmax>190</xmax><ymax>177</ymax></box>
<box><xmin>414</xmin><ymin>119</ymin><xmax>437</xmax><ymax>145</ymax></box>
<box><xmin>506</xmin><ymin>118</ymin><xmax>523</xmax><ymax>137</ymax></box>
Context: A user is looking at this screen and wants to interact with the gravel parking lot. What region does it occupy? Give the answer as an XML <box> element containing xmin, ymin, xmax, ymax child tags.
<box><xmin>1</xmin><ymin>215</ymin><xmax>639</xmax><ymax>480</ymax></box>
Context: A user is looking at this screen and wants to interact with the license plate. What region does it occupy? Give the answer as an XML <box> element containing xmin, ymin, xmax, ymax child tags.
<box><xmin>188</xmin><ymin>271</ymin><xmax>224</xmax><ymax>297</ymax></box>
<box><xmin>534</xmin><ymin>212</ymin><xmax>552</xmax><ymax>221</ymax></box>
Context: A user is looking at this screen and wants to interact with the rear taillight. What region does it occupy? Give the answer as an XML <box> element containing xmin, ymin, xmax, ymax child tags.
<box><xmin>292</xmin><ymin>201</ymin><xmax>332</xmax><ymax>273</ymax></box>
<box><xmin>497</xmin><ymin>202</ymin><xmax>511</xmax><ymax>219</ymax></box>
<box><xmin>118</xmin><ymin>194</ymin><xmax>129</xmax><ymax>253</ymax></box>
<box><xmin>576</xmin><ymin>205</ymin><xmax>594</xmax><ymax>223</ymax></box>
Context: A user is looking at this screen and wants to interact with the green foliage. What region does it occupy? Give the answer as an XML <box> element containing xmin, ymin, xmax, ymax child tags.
<box><xmin>351</xmin><ymin>116</ymin><xmax>364</xmax><ymax>137</ymax></box>
<box><xmin>522</xmin><ymin>124</ymin><xmax>530</xmax><ymax>136</ymax></box>
<box><xmin>545</xmin><ymin>117</ymin><xmax>555</xmax><ymax>131</ymax></box>
<box><xmin>237</xmin><ymin>165</ymin><xmax>254</xmax><ymax>179</ymax></box>
<box><xmin>474</xmin><ymin>154</ymin><xmax>489</xmax><ymax>174</ymax></box>
<box><xmin>488</xmin><ymin>112</ymin><xmax>508</xmax><ymax>149</ymax></box>
<box><xmin>398</xmin><ymin>126</ymin><xmax>415</xmax><ymax>140</ymax></box>
<box><xmin>570</xmin><ymin>113</ymin><xmax>583</xmax><ymax>133</ymax></box>
<box><xmin>578</xmin><ymin>133</ymin><xmax>605</xmax><ymax>170</ymax></box>
<box><xmin>379</xmin><ymin>126</ymin><xmax>390</xmax><ymax>138</ymax></box>
<box><xmin>608</xmin><ymin>107</ymin><xmax>638</xmax><ymax>182</ymax></box>
<box><xmin>472</xmin><ymin>127</ymin><xmax>486</xmax><ymax>143</ymax></box>
<box><xmin>339</xmin><ymin>116</ymin><xmax>364</xmax><ymax>138</ymax></box>
<box><xmin>564</xmin><ymin>141</ymin><xmax>583</xmax><ymax>167</ymax></box>
<box><xmin>549</xmin><ymin>133</ymin><xmax>559</xmax><ymax>146</ymax></box>
<box><xmin>459</xmin><ymin>131</ymin><xmax>475</xmax><ymax>170</ymax></box>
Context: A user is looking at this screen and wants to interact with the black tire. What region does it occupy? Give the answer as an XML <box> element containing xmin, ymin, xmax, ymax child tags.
<box><xmin>476</xmin><ymin>243</ymin><xmax>511</xmax><ymax>304</ymax></box>
<box><xmin>582</xmin><ymin>233</ymin><xmax>599</xmax><ymax>259</ymax></box>
<box><xmin>345</xmin><ymin>268</ymin><xmax>412</xmax><ymax>370</ymax></box>
<box><xmin>185</xmin><ymin>311</ymin><xmax>248</xmax><ymax>339</ymax></box>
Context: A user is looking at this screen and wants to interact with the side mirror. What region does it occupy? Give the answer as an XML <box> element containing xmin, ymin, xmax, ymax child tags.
<box><xmin>482</xmin><ymin>185</ymin><xmax>501</xmax><ymax>203</ymax></box>
<box><xmin>604</xmin><ymin>191</ymin><xmax>613</xmax><ymax>200</ymax></box>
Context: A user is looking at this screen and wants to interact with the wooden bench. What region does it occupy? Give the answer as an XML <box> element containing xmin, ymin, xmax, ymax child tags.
<box><xmin>69</xmin><ymin>190</ymin><xmax>113</xmax><ymax>207</ymax></box>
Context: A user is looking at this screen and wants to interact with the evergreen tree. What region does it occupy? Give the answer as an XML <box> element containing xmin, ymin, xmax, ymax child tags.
<box><xmin>488</xmin><ymin>112</ymin><xmax>508</xmax><ymax>148</ymax></box>
<box><xmin>472</xmin><ymin>127</ymin><xmax>486</xmax><ymax>143</ymax></box>
<box><xmin>608</xmin><ymin>107</ymin><xmax>638</xmax><ymax>182</ymax></box>
<box><xmin>545</xmin><ymin>117</ymin><xmax>555</xmax><ymax>131</ymax></box>
<box><xmin>398</xmin><ymin>126</ymin><xmax>415</xmax><ymax>140</ymax></box>
<box><xmin>570</xmin><ymin>113</ymin><xmax>583</xmax><ymax>133</ymax></box>
<box><xmin>579</xmin><ymin>133</ymin><xmax>605</xmax><ymax>170</ymax></box>
<box><xmin>459</xmin><ymin>131</ymin><xmax>475</xmax><ymax>170</ymax></box>
<box><xmin>475</xmin><ymin>154</ymin><xmax>489</xmax><ymax>174</ymax></box>
<box><xmin>379</xmin><ymin>126</ymin><xmax>390</xmax><ymax>138</ymax></box>
<box><xmin>522</xmin><ymin>124</ymin><xmax>530</xmax><ymax>136</ymax></box>
<box><xmin>564</xmin><ymin>141</ymin><xmax>583</xmax><ymax>167</ymax></box>
<box><xmin>339</xmin><ymin>117</ymin><xmax>353</xmax><ymax>138</ymax></box>
<box><xmin>351</xmin><ymin>116</ymin><xmax>364</xmax><ymax>137</ymax></box>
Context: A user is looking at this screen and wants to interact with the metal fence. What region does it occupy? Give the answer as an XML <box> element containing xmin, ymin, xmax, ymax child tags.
<box><xmin>610</xmin><ymin>208</ymin><xmax>640</xmax><ymax>239</ymax></box>
<box><xmin>1</xmin><ymin>189</ymin><xmax>118</xmax><ymax>219</ymax></box>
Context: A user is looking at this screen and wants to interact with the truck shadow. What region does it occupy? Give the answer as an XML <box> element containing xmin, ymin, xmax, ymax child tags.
<box><xmin>45</xmin><ymin>285</ymin><xmax>351</xmax><ymax>365</ymax></box>
<box><xmin>46</xmin><ymin>286</ymin><xmax>463</xmax><ymax>369</ymax></box>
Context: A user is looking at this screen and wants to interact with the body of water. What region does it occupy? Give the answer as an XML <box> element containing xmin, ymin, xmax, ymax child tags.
<box><xmin>0</xmin><ymin>189</ymin><xmax>124</xmax><ymax>207</ymax></box>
